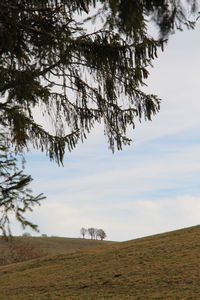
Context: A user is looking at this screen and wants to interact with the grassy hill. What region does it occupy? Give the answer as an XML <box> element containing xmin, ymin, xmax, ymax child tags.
<box><xmin>0</xmin><ymin>225</ymin><xmax>200</xmax><ymax>299</ymax></box>
<box><xmin>0</xmin><ymin>236</ymin><xmax>113</xmax><ymax>256</ymax></box>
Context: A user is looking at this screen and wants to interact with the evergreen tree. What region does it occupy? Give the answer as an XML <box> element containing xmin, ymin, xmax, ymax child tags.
<box><xmin>0</xmin><ymin>131</ymin><xmax>45</xmax><ymax>235</ymax></box>
<box><xmin>0</xmin><ymin>1</ymin><xmax>198</xmax><ymax>164</ymax></box>
<box><xmin>0</xmin><ymin>1</ymin><xmax>198</xmax><ymax>233</ymax></box>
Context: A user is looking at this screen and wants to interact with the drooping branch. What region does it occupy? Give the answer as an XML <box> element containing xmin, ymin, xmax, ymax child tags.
<box><xmin>0</xmin><ymin>131</ymin><xmax>45</xmax><ymax>236</ymax></box>
<box><xmin>0</xmin><ymin>0</ymin><xmax>198</xmax><ymax>163</ymax></box>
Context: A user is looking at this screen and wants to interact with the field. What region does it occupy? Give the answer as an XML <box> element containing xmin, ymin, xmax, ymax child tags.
<box><xmin>0</xmin><ymin>236</ymin><xmax>112</xmax><ymax>256</ymax></box>
<box><xmin>0</xmin><ymin>225</ymin><xmax>200</xmax><ymax>299</ymax></box>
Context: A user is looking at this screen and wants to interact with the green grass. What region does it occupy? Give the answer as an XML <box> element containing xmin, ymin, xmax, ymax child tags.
<box><xmin>1</xmin><ymin>226</ymin><xmax>200</xmax><ymax>299</ymax></box>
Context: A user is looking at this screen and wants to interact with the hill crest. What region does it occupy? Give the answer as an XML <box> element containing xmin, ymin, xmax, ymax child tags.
<box><xmin>0</xmin><ymin>225</ymin><xmax>200</xmax><ymax>299</ymax></box>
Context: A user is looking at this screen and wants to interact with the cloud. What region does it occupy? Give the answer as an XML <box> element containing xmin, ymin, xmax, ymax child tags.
<box><xmin>14</xmin><ymin>194</ymin><xmax>200</xmax><ymax>241</ymax></box>
<box><xmin>21</xmin><ymin>127</ymin><xmax>200</xmax><ymax>240</ymax></box>
<box><xmin>27</xmin><ymin>141</ymin><xmax>200</xmax><ymax>203</ymax></box>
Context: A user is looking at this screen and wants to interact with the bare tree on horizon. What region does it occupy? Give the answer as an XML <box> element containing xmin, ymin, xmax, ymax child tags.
<box><xmin>80</xmin><ymin>227</ymin><xmax>87</xmax><ymax>239</ymax></box>
<box><xmin>96</xmin><ymin>229</ymin><xmax>107</xmax><ymax>240</ymax></box>
<box><xmin>88</xmin><ymin>228</ymin><xmax>96</xmax><ymax>240</ymax></box>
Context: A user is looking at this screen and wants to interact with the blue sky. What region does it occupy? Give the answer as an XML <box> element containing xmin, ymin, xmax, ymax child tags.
<box><xmin>11</xmin><ymin>21</ymin><xmax>200</xmax><ymax>241</ymax></box>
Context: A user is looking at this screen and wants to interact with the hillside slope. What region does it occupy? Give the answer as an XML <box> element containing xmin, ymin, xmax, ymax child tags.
<box><xmin>1</xmin><ymin>225</ymin><xmax>200</xmax><ymax>299</ymax></box>
<box><xmin>0</xmin><ymin>236</ymin><xmax>112</xmax><ymax>256</ymax></box>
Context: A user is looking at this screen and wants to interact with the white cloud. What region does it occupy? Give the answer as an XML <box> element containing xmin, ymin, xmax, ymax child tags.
<box><xmin>28</xmin><ymin>142</ymin><xmax>200</xmax><ymax>203</ymax></box>
<box><xmin>13</xmin><ymin>194</ymin><xmax>200</xmax><ymax>241</ymax></box>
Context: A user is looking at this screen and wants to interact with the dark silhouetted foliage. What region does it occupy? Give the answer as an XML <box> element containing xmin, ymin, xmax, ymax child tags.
<box><xmin>0</xmin><ymin>131</ymin><xmax>45</xmax><ymax>235</ymax></box>
<box><xmin>0</xmin><ymin>1</ymin><xmax>198</xmax><ymax>164</ymax></box>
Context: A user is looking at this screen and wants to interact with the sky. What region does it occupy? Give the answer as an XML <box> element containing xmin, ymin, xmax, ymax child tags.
<box><xmin>11</xmin><ymin>21</ymin><xmax>200</xmax><ymax>242</ymax></box>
